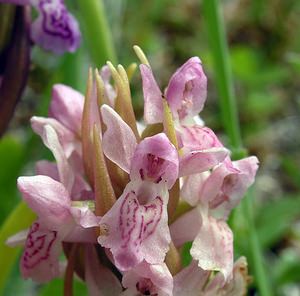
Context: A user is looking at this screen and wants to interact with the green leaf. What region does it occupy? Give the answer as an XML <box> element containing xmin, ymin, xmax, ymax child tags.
<box><xmin>39</xmin><ymin>278</ymin><xmax>88</xmax><ymax>296</ymax></box>
<box><xmin>0</xmin><ymin>136</ymin><xmax>24</xmax><ymax>224</ymax></box>
<box><xmin>256</xmin><ymin>195</ymin><xmax>300</xmax><ymax>248</ymax></box>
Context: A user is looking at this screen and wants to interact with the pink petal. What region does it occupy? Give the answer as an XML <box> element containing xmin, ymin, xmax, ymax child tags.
<box><xmin>49</xmin><ymin>84</ymin><xmax>84</xmax><ymax>136</ymax></box>
<box><xmin>165</xmin><ymin>57</ymin><xmax>207</xmax><ymax>121</ymax></box>
<box><xmin>30</xmin><ymin>0</ymin><xmax>81</xmax><ymax>54</ymax></box>
<box><xmin>101</xmin><ymin>104</ymin><xmax>137</xmax><ymax>173</ymax></box>
<box><xmin>204</xmin><ymin>257</ymin><xmax>249</xmax><ymax>295</ymax></box>
<box><xmin>20</xmin><ymin>221</ymin><xmax>62</xmax><ymax>283</ymax></box>
<box><xmin>173</xmin><ymin>260</ymin><xmax>210</xmax><ymax>296</ymax></box>
<box><xmin>31</xmin><ymin>116</ymin><xmax>80</xmax><ymax>158</ymax></box>
<box><xmin>140</xmin><ymin>64</ymin><xmax>163</xmax><ymax>124</ymax></box>
<box><xmin>70</xmin><ymin>206</ymin><xmax>100</xmax><ymax>228</ymax></box>
<box><xmin>130</xmin><ymin>133</ymin><xmax>179</xmax><ymax>188</ymax></box>
<box><xmin>190</xmin><ymin>212</ymin><xmax>233</xmax><ymax>283</ymax></box>
<box><xmin>179</xmin><ymin>147</ymin><xmax>228</xmax><ymax>177</ymax></box>
<box><xmin>122</xmin><ymin>261</ymin><xmax>173</xmax><ymax>296</ymax></box>
<box><xmin>180</xmin><ymin>172</ymin><xmax>209</xmax><ymax>206</ymax></box>
<box><xmin>98</xmin><ymin>181</ymin><xmax>170</xmax><ymax>271</ymax></box>
<box><xmin>17</xmin><ymin>175</ymin><xmax>71</xmax><ymax>228</ymax></box>
<box><xmin>35</xmin><ymin>160</ymin><xmax>91</xmax><ymax>201</ymax></box>
<box><xmin>179</xmin><ymin>126</ymin><xmax>228</xmax><ymax>176</ymax></box>
<box><xmin>41</xmin><ymin>124</ymin><xmax>74</xmax><ymax>194</ymax></box>
<box><xmin>170</xmin><ymin>208</ymin><xmax>202</xmax><ymax>247</ymax></box>
<box><xmin>202</xmin><ymin>156</ymin><xmax>259</xmax><ymax>220</ymax></box>
<box><xmin>85</xmin><ymin>244</ymin><xmax>122</xmax><ymax>296</ymax></box>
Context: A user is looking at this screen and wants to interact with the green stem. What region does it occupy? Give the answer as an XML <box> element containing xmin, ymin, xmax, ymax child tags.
<box><xmin>202</xmin><ymin>0</ymin><xmax>242</xmax><ymax>154</ymax></box>
<box><xmin>0</xmin><ymin>202</ymin><xmax>36</xmax><ymax>294</ymax></box>
<box><xmin>202</xmin><ymin>1</ymin><xmax>272</xmax><ymax>295</ymax></box>
<box><xmin>76</xmin><ymin>0</ymin><xmax>117</xmax><ymax>66</ymax></box>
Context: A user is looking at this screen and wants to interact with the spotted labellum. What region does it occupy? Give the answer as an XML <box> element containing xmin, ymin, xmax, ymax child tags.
<box><xmin>7</xmin><ymin>47</ymin><xmax>258</xmax><ymax>295</ymax></box>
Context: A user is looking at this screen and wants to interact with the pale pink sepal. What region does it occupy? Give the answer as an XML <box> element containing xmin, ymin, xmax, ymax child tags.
<box><xmin>41</xmin><ymin>124</ymin><xmax>74</xmax><ymax>194</ymax></box>
<box><xmin>130</xmin><ymin>133</ymin><xmax>179</xmax><ymax>188</ymax></box>
<box><xmin>31</xmin><ymin>116</ymin><xmax>80</xmax><ymax>158</ymax></box>
<box><xmin>165</xmin><ymin>57</ymin><xmax>207</xmax><ymax>121</ymax></box>
<box><xmin>17</xmin><ymin>175</ymin><xmax>71</xmax><ymax>229</ymax></box>
<box><xmin>179</xmin><ymin>126</ymin><xmax>229</xmax><ymax>176</ymax></box>
<box><xmin>204</xmin><ymin>257</ymin><xmax>249</xmax><ymax>296</ymax></box>
<box><xmin>173</xmin><ymin>260</ymin><xmax>210</xmax><ymax>296</ymax></box>
<box><xmin>49</xmin><ymin>84</ymin><xmax>84</xmax><ymax>137</ymax></box>
<box><xmin>98</xmin><ymin>180</ymin><xmax>170</xmax><ymax>271</ymax></box>
<box><xmin>101</xmin><ymin>104</ymin><xmax>137</xmax><ymax>173</ymax></box>
<box><xmin>122</xmin><ymin>261</ymin><xmax>173</xmax><ymax>296</ymax></box>
<box><xmin>190</xmin><ymin>212</ymin><xmax>233</xmax><ymax>283</ymax></box>
<box><xmin>180</xmin><ymin>172</ymin><xmax>209</xmax><ymax>206</ymax></box>
<box><xmin>85</xmin><ymin>244</ymin><xmax>122</xmax><ymax>296</ymax></box>
<box><xmin>140</xmin><ymin>64</ymin><xmax>163</xmax><ymax>124</ymax></box>
<box><xmin>170</xmin><ymin>207</ymin><xmax>202</xmax><ymax>247</ymax></box>
<box><xmin>202</xmin><ymin>156</ymin><xmax>259</xmax><ymax>220</ymax></box>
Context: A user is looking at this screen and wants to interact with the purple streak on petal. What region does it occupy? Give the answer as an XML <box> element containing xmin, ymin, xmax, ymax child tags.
<box><xmin>49</xmin><ymin>84</ymin><xmax>84</xmax><ymax>137</ymax></box>
<box><xmin>98</xmin><ymin>181</ymin><xmax>170</xmax><ymax>271</ymax></box>
<box><xmin>20</xmin><ymin>221</ymin><xmax>61</xmax><ymax>282</ymax></box>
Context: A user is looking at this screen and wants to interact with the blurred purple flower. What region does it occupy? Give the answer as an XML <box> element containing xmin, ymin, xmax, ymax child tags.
<box><xmin>0</xmin><ymin>0</ymin><xmax>81</xmax><ymax>53</ymax></box>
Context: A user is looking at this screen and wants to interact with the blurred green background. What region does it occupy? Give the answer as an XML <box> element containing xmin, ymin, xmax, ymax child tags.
<box><xmin>1</xmin><ymin>0</ymin><xmax>300</xmax><ymax>295</ymax></box>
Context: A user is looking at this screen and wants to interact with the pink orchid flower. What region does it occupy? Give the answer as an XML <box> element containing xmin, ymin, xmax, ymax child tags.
<box><xmin>173</xmin><ymin>257</ymin><xmax>249</xmax><ymax>296</ymax></box>
<box><xmin>121</xmin><ymin>261</ymin><xmax>173</xmax><ymax>296</ymax></box>
<box><xmin>97</xmin><ymin>104</ymin><xmax>178</xmax><ymax>271</ymax></box>
<box><xmin>7</xmin><ymin>125</ymin><xmax>98</xmax><ymax>282</ymax></box>
<box><xmin>171</xmin><ymin>156</ymin><xmax>258</xmax><ymax>283</ymax></box>
<box><xmin>140</xmin><ymin>57</ymin><xmax>207</xmax><ymax>125</ymax></box>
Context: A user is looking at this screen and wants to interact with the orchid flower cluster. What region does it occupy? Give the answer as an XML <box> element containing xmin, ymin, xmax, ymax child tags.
<box><xmin>0</xmin><ymin>0</ymin><xmax>80</xmax><ymax>53</ymax></box>
<box><xmin>7</xmin><ymin>47</ymin><xmax>258</xmax><ymax>296</ymax></box>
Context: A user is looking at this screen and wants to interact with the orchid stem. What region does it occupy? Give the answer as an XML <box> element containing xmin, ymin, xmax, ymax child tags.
<box><xmin>77</xmin><ymin>0</ymin><xmax>117</xmax><ymax>66</ymax></box>
<box><xmin>202</xmin><ymin>1</ymin><xmax>272</xmax><ymax>296</ymax></box>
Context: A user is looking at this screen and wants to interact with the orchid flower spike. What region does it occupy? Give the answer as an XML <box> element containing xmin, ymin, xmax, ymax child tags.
<box><xmin>7</xmin><ymin>48</ymin><xmax>259</xmax><ymax>295</ymax></box>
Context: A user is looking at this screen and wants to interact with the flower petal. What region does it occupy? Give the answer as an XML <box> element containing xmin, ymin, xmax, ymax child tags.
<box><xmin>190</xmin><ymin>211</ymin><xmax>233</xmax><ymax>283</ymax></box>
<box><xmin>122</xmin><ymin>261</ymin><xmax>173</xmax><ymax>296</ymax></box>
<box><xmin>101</xmin><ymin>104</ymin><xmax>137</xmax><ymax>173</ymax></box>
<box><xmin>202</xmin><ymin>156</ymin><xmax>259</xmax><ymax>219</ymax></box>
<box><xmin>140</xmin><ymin>64</ymin><xmax>163</xmax><ymax>124</ymax></box>
<box><xmin>180</xmin><ymin>172</ymin><xmax>209</xmax><ymax>206</ymax></box>
<box><xmin>165</xmin><ymin>57</ymin><xmax>207</xmax><ymax>121</ymax></box>
<box><xmin>41</xmin><ymin>124</ymin><xmax>74</xmax><ymax>193</ymax></box>
<box><xmin>173</xmin><ymin>260</ymin><xmax>210</xmax><ymax>296</ymax></box>
<box><xmin>31</xmin><ymin>116</ymin><xmax>79</xmax><ymax>158</ymax></box>
<box><xmin>30</xmin><ymin>0</ymin><xmax>81</xmax><ymax>54</ymax></box>
<box><xmin>20</xmin><ymin>221</ymin><xmax>62</xmax><ymax>283</ymax></box>
<box><xmin>179</xmin><ymin>126</ymin><xmax>228</xmax><ymax>176</ymax></box>
<box><xmin>170</xmin><ymin>208</ymin><xmax>202</xmax><ymax>247</ymax></box>
<box><xmin>49</xmin><ymin>84</ymin><xmax>84</xmax><ymax>136</ymax></box>
<box><xmin>17</xmin><ymin>175</ymin><xmax>71</xmax><ymax>228</ymax></box>
<box><xmin>130</xmin><ymin>133</ymin><xmax>179</xmax><ymax>188</ymax></box>
<box><xmin>98</xmin><ymin>181</ymin><xmax>170</xmax><ymax>271</ymax></box>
